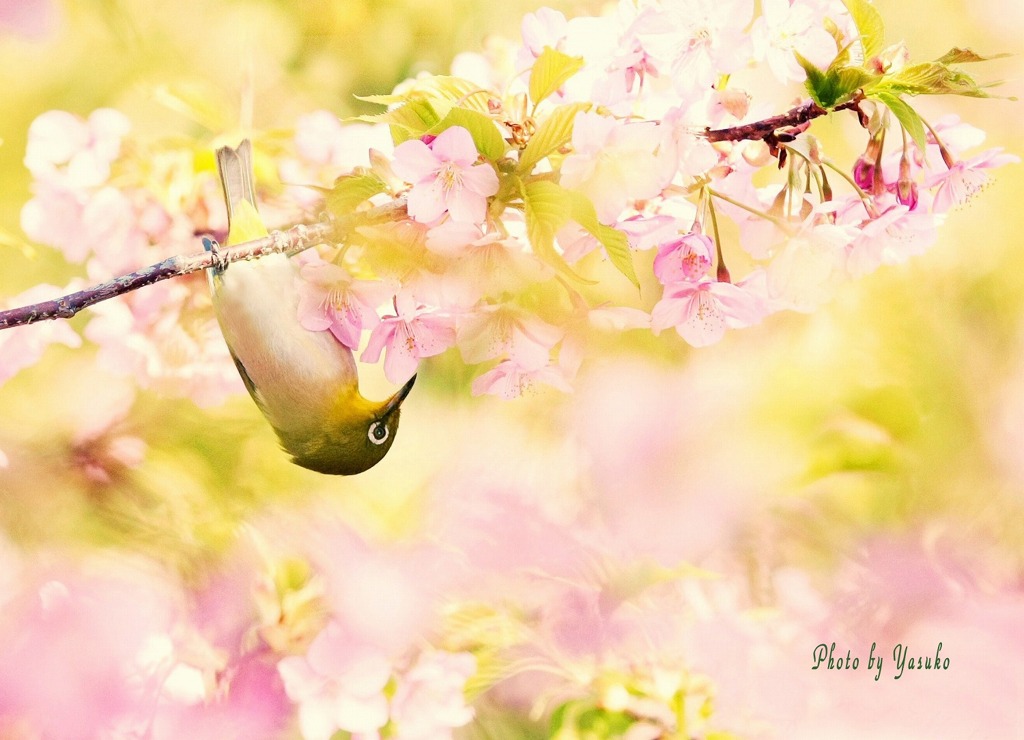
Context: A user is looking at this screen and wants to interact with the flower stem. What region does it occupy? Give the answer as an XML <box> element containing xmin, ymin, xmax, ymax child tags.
<box><xmin>706</xmin><ymin>188</ymin><xmax>795</xmax><ymax>235</ymax></box>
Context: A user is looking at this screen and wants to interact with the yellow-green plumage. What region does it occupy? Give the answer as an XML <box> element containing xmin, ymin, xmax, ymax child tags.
<box><xmin>208</xmin><ymin>140</ymin><xmax>414</xmax><ymax>475</ymax></box>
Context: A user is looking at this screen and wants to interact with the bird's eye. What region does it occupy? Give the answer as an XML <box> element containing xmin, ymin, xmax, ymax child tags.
<box><xmin>368</xmin><ymin>420</ymin><xmax>389</xmax><ymax>445</ymax></box>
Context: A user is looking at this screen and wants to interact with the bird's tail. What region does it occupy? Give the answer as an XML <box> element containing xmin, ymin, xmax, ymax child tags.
<box><xmin>216</xmin><ymin>139</ymin><xmax>259</xmax><ymax>243</ymax></box>
<box><xmin>207</xmin><ymin>139</ymin><xmax>269</xmax><ymax>286</ymax></box>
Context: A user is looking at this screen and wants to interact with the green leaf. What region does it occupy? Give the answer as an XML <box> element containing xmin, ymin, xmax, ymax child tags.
<box><xmin>797</xmin><ymin>53</ymin><xmax>877</xmax><ymax>108</ymax></box>
<box><xmin>841</xmin><ymin>0</ymin><xmax>885</xmax><ymax>60</ymax></box>
<box><xmin>354</xmin><ymin>98</ymin><xmax>445</xmax><ymax>143</ymax></box>
<box><xmin>326</xmin><ymin>172</ymin><xmax>388</xmax><ymax>215</ymax></box>
<box><xmin>565</xmin><ymin>191</ymin><xmax>638</xmax><ymax>287</ymax></box>
<box><xmin>429</xmin><ymin>107</ymin><xmax>506</xmax><ymax>161</ymax></box>
<box><xmin>831</xmin><ymin>66</ymin><xmax>880</xmax><ymax>102</ymax></box>
<box><xmin>933</xmin><ymin>47</ymin><xmax>1011</xmax><ymax>65</ymax></box>
<box><xmin>877</xmin><ymin>62</ymin><xmax>993</xmax><ymax>98</ymax></box>
<box><xmin>356</xmin><ymin>76</ymin><xmax>492</xmax><ymax>114</ymax></box>
<box><xmin>872</xmin><ymin>91</ymin><xmax>927</xmax><ymax>153</ymax></box>
<box><xmin>523</xmin><ymin>180</ymin><xmax>593</xmax><ymax>285</ymax></box>
<box><xmin>796</xmin><ymin>53</ymin><xmax>829</xmax><ymax>107</ymax></box>
<box><xmin>528</xmin><ymin>46</ymin><xmax>585</xmax><ymax>106</ymax></box>
<box><xmin>518</xmin><ymin>102</ymin><xmax>591</xmax><ymax>173</ymax></box>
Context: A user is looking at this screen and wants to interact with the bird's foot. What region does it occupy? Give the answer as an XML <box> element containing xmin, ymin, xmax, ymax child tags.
<box><xmin>203</xmin><ymin>237</ymin><xmax>229</xmax><ymax>273</ymax></box>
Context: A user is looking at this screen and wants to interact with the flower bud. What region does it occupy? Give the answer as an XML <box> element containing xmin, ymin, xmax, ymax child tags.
<box><xmin>896</xmin><ymin>154</ymin><xmax>918</xmax><ymax>209</ymax></box>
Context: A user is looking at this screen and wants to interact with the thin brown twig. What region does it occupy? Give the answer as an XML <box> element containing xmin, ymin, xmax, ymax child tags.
<box><xmin>703</xmin><ymin>93</ymin><xmax>867</xmax><ymax>152</ymax></box>
<box><xmin>0</xmin><ymin>200</ymin><xmax>407</xmax><ymax>331</ymax></box>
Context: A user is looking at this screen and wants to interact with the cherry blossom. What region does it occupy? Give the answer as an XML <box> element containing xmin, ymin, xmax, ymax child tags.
<box><xmin>361</xmin><ymin>291</ymin><xmax>456</xmax><ymax>384</ymax></box>
<box><xmin>297</xmin><ymin>256</ymin><xmax>394</xmax><ymax>350</ymax></box>
<box><xmin>629</xmin><ymin>0</ymin><xmax>755</xmax><ymax>95</ymax></box>
<box><xmin>391</xmin><ymin>126</ymin><xmax>499</xmax><ymax>224</ymax></box>
<box><xmin>456</xmin><ymin>304</ymin><xmax>562</xmax><ymax>367</ymax></box>
<box><xmin>83</xmin><ymin>280</ymin><xmax>243</xmax><ymax>407</ymax></box>
<box><xmin>751</xmin><ymin>0</ymin><xmax>837</xmax><ymax>83</ymax></box>
<box><xmin>518</xmin><ymin>6</ymin><xmax>568</xmax><ymax>62</ymax></box>
<box><xmin>652</xmin><ymin>230</ymin><xmax>714</xmax><ymax>285</ymax></box>
<box><xmin>471</xmin><ymin>357</ymin><xmax>574</xmax><ymax>399</ymax></box>
<box><xmin>839</xmin><ymin>200</ymin><xmax>940</xmax><ymax>276</ymax></box>
<box><xmin>278</xmin><ymin>621</ymin><xmax>392</xmax><ymax>740</ymax></box>
<box><xmin>766</xmin><ymin>221</ymin><xmax>858</xmax><ymax>312</ymax></box>
<box><xmin>294</xmin><ymin>113</ymin><xmax>393</xmax><ymax>170</ymax></box>
<box><xmin>389</xmin><ymin>651</ymin><xmax>476</xmax><ymax>740</ymax></box>
<box><xmin>927</xmin><ymin>148</ymin><xmax>1019</xmax><ymax>212</ymax></box>
<box><xmin>561</xmin><ymin>112</ymin><xmax>668</xmax><ymax>223</ymax></box>
<box><xmin>0</xmin><ymin>284</ymin><xmax>82</xmax><ymax>387</ymax></box>
<box><xmin>0</xmin><ymin>0</ymin><xmax>60</xmax><ymax>38</ymax></box>
<box><xmin>23</xmin><ymin>108</ymin><xmax>130</xmax><ymax>189</ymax></box>
<box><xmin>651</xmin><ymin>277</ymin><xmax>767</xmax><ymax>346</ymax></box>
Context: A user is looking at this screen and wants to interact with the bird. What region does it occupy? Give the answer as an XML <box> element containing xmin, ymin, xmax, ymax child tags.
<box><xmin>205</xmin><ymin>139</ymin><xmax>414</xmax><ymax>475</ymax></box>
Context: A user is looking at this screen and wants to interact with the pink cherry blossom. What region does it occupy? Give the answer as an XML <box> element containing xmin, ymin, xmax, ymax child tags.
<box><xmin>424</xmin><ymin>220</ymin><xmax>491</xmax><ymax>257</ymax></box>
<box><xmin>278</xmin><ymin>621</ymin><xmax>392</xmax><ymax>740</ymax></box>
<box><xmin>425</xmin><ymin>223</ymin><xmax>551</xmax><ymax>305</ymax></box>
<box><xmin>390</xmin><ymin>651</ymin><xmax>476</xmax><ymax>740</ymax></box>
<box><xmin>0</xmin><ymin>561</ymin><xmax>177</xmax><ymax>738</ymax></box>
<box><xmin>926</xmin><ymin>148</ymin><xmax>1019</xmax><ymax>213</ymax></box>
<box><xmin>0</xmin><ymin>284</ymin><xmax>82</xmax><ymax>387</ymax></box>
<box><xmin>294</xmin><ymin>112</ymin><xmax>393</xmax><ymax>170</ymax></box>
<box><xmin>651</xmin><ymin>277</ymin><xmax>766</xmax><ymax>347</ymax></box>
<box><xmin>657</xmin><ymin>105</ymin><xmax>722</xmax><ymax>179</ymax></box>
<box><xmin>629</xmin><ymin>0</ymin><xmax>755</xmax><ymax>95</ymax></box>
<box><xmin>561</xmin><ymin>112</ymin><xmax>668</xmax><ymax>223</ymax></box>
<box><xmin>840</xmin><ymin>200</ymin><xmax>939</xmax><ymax>277</ymax></box>
<box><xmin>20</xmin><ymin>182</ymin><xmax>88</xmax><ymax>260</ymax></box>
<box><xmin>471</xmin><ymin>357</ymin><xmax>574</xmax><ymax>399</ymax></box>
<box><xmin>297</xmin><ymin>256</ymin><xmax>394</xmax><ymax>350</ymax></box>
<box><xmin>361</xmin><ymin>291</ymin><xmax>456</xmax><ymax>384</ymax></box>
<box><xmin>0</xmin><ymin>0</ymin><xmax>60</xmax><ymax>38</ymax></box>
<box><xmin>519</xmin><ymin>6</ymin><xmax>568</xmax><ymax>60</ymax></box>
<box><xmin>391</xmin><ymin>126</ymin><xmax>499</xmax><ymax>224</ymax></box>
<box><xmin>24</xmin><ymin>108</ymin><xmax>130</xmax><ymax>189</ymax></box>
<box><xmin>83</xmin><ymin>280</ymin><xmax>243</xmax><ymax>407</ymax></box>
<box><xmin>652</xmin><ymin>230</ymin><xmax>714</xmax><ymax>285</ymax></box>
<box><xmin>751</xmin><ymin>0</ymin><xmax>837</xmax><ymax>83</ymax></box>
<box><xmin>618</xmin><ymin>215</ymin><xmax>691</xmax><ymax>252</ymax></box>
<box><xmin>456</xmin><ymin>304</ymin><xmax>562</xmax><ymax>366</ymax></box>
<box><xmin>766</xmin><ymin>221</ymin><xmax>857</xmax><ymax>312</ymax></box>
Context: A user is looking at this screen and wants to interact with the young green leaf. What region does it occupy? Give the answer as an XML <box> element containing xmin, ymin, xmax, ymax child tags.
<box><xmin>528</xmin><ymin>46</ymin><xmax>585</xmax><ymax>107</ymax></box>
<box><xmin>565</xmin><ymin>191</ymin><xmax>638</xmax><ymax>287</ymax></box>
<box><xmin>933</xmin><ymin>47</ymin><xmax>1011</xmax><ymax>65</ymax></box>
<box><xmin>841</xmin><ymin>0</ymin><xmax>885</xmax><ymax>60</ymax></box>
<box><xmin>523</xmin><ymin>180</ymin><xmax>594</xmax><ymax>284</ymax></box>
<box><xmin>354</xmin><ymin>98</ymin><xmax>445</xmax><ymax>143</ymax></box>
<box><xmin>797</xmin><ymin>53</ymin><xmax>877</xmax><ymax>108</ymax></box>
<box><xmin>872</xmin><ymin>91</ymin><xmax>927</xmax><ymax>153</ymax></box>
<box><xmin>518</xmin><ymin>102</ymin><xmax>591</xmax><ymax>173</ymax></box>
<box><xmin>877</xmin><ymin>62</ymin><xmax>993</xmax><ymax>97</ymax></box>
<box><xmin>326</xmin><ymin>172</ymin><xmax>388</xmax><ymax>215</ymax></box>
<box><xmin>430</xmin><ymin>107</ymin><xmax>507</xmax><ymax>161</ymax></box>
<box><xmin>796</xmin><ymin>53</ymin><xmax>829</xmax><ymax>107</ymax></box>
<box><xmin>356</xmin><ymin>76</ymin><xmax>492</xmax><ymax>113</ymax></box>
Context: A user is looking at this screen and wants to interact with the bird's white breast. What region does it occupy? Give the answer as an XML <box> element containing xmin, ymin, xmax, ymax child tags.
<box><xmin>212</xmin><ymin>254</ymin><xmax>357</xmax><ymax>431</ymax></box>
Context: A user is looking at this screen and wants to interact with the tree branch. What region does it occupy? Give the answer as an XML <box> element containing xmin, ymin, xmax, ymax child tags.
<box><xmin>0</xmin><ymin>200</ymin><xmax>408</xmax><ymax>332</ymax></box>
<box><xmin>2</xmin><ymin>94</ymin><xmax>866</xmax><ymax>334</ymax></box>
<box><xmin>703</xmin><ymin>94</ymin><xmax>867</xmax><ymax>152</ymax></box>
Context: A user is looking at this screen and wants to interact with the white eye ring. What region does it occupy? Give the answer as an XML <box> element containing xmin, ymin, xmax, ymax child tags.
<box><xmin>368</xmin><ymin>420</ymin><xmax>389</xmax><ymax>445</ymax></box>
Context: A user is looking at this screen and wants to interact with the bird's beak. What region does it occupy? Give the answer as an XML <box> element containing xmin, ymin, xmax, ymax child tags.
<box><xmin>382</xmin><ymin>374</ymin><xmax>416</xmax><ymax>415</ymax></box>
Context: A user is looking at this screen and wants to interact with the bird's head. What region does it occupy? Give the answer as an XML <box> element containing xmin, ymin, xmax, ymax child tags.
<box><xmin>275</xmin><ymin>374</ymin><xmax>416</xmax><ymax>475</ymax></box>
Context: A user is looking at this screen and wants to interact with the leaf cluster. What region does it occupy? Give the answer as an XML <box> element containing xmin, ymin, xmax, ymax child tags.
<box><xmin>798</xmin><ymin>0</ymin><xmax>1008</xmax><ymax>152</ymax></box>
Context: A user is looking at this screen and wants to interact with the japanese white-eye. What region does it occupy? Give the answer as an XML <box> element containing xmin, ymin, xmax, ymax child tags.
<box><xmin>207</xmin><ymin>139</ymin><xmax>414</xmax><ymax>475</ymax></box>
